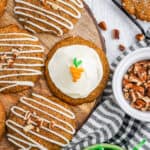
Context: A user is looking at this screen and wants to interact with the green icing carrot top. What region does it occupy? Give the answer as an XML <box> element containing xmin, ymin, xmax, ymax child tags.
<box><xmin>73</xmin><ymin>57</ymin><xmax>83</xmax><ymax>68</ymax></box>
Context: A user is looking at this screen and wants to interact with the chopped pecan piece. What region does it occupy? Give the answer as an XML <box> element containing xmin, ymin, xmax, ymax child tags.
<box><xmin>130</xmin><ymin>90</ymin><xmax>137</xmax><ymax>102</ymax></box>
<box><xmin>129</xmin><ymin>75</ymin><xmax>142</xmax><ymax>85</ymax></box>
<box><xmin>135</xmin><ymin>34</ymin><xmax>145</xmax><ymax>41</ymax></box>
<box><xmin>118</xmin><ymin>44</ymin><xmax>126</xmax><ymax>51</ymax></box>
<box><xmin>122</xmin><ymin>60</ymin><xmax>150</xmax><ymax>111</ymax></box>
<box><xmin>132</xmin><ymin>99</ymin><xmax>146</xmax><ymax>109</ymax></box>
<box><xmin>98</xmin><ymin>21</ymin><xmax>107</xmax><ymax>31</ymax></box>
<box><xmin>112</xmin><ymin>29</ymin><xmax>120</xmax><ymax>40</ymax></box>
<box><xmin>147</xmin><ymin>87</ymin><xmax>150</xmax><ymax>97</ymax></box>
<box><xmin>132</xmin><ymin>85</ymin><xmax>145</xmax><ymax>95</ymax></box>
<box><xmin>124</xmin><ymin>82</ymin><xmax>134</xmax><ymax>89</ymax></box>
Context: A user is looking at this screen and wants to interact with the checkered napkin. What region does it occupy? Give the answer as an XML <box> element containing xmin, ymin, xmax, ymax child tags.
<box><xmin>64</xmin><ymin>30</ymin><xmax>150</xmax><ymax>150</ymax></box>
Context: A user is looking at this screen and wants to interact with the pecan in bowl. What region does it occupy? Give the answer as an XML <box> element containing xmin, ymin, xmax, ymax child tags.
<box><xmin>122</xmin><ymin>60</ymin><xmax>150</xmax><ymax>111</ymax></box>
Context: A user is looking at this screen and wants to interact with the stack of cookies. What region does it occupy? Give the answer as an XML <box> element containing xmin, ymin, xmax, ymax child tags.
<box><xmin>0</xmin><ymin>0</ymin><xmax>110</xmax><ymax>150</ymax></box>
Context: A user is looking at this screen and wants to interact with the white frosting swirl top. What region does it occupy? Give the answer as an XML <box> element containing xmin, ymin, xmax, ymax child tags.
<box><xmin>48</xmin><ymin>45</ymin><xmax>103</xmax><ymax>99</ymax></box>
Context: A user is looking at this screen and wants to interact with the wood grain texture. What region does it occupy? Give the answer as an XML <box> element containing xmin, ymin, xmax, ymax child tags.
<box><xmin>0</xmin><ymin>0</ymin><xmax>104</xmax><ymax>149</ymax></box>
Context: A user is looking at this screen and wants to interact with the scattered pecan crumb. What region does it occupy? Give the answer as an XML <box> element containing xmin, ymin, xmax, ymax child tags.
<box><xmin>0</xmin><ymin>64</ymin><xmax>3</xmax><ymax>69</ymax></box>
<box><xmin>24</xmin><ymin>111</ymin><xmax>31</xmax><ymax>120</ymax></box>
<box><xmin>0</xmin><ymin>54</ymin><xmax>7</xmax><ymax>61</ymax></box>
<box><xmin>40</xmin><ymin>0</ymin><xmax>46</xmax><ymax>5</ymax></box>
<box><xmin>40</xmin><ymin>0</ymin><xmax>49</xmax><ymax>9</ymax></box>
<box><xmin>112</xmin><ymin>29</ymin><xmax>120</xmax><ymax>40</ymax></box>
<box><xmin>49</xmin><ymin>121</ymin><xmax>55</xmax><ymax>129</ymax></box>
<box><xmin>23</xmin><ymin>124</ymin><xmax>34</xmax><ymax>133</ymax></box>
<box><xmin>7</xmin><ymin>59</ymin><xmax>14</xmax><ymax>67</ymax></box>
<box><xmin>26</xmin><ymin>118</ymin><xmax>32</xmax><ymax>125</ymax></box>
<box><xmin>33</xmin><ymin>112</ymin><xmax>37</xmax><ymax>117</ymax></box>
<box><xmin>36</xmin><ymin>127</ymin><xmax>40</xmax><ymax>132</ymax></box>
<box><xmin>24</xmin><ymin>18</ymin><xmax>28</xmax><ymax>22</ymax></box>
<box><xmin>135</xmin><ymin>34</ymin><xmax>145</xmax><ymax>41</ymax></box>
<box><xmin>98</xmin><ymin>21</ymin><xmax>107</xmax><ymax>31</ymax></box>
<box><xmin>118</xmin><ymin>44</ymin><xmax>126</xmax><ymax>51</ymax></box>
<box><xmin>36</xmin><ymin>118</ymin><xmax>44</xmax><ymax>128</ymax></box>
<box><xmin>12</xmin><ymin>48</ymin><xmax>20</xmax><ymax>58</ymax></box>
<box><xmin>51</xmin><ymin>3</ymin><xmax>60</xmax><ymax>10</ymax></box>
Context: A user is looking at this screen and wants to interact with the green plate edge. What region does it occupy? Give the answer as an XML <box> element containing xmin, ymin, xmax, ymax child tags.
<box><xmin>84</xmin><ymin>143</ymin><xmax>126</xmax><ymax>150</ymax></box>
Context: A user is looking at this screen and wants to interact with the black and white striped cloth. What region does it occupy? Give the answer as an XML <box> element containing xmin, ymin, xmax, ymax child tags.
<box><xmin>64</xmin><ymin>30</ymin><xmax>150</xmax><ymax>150</ymax></box>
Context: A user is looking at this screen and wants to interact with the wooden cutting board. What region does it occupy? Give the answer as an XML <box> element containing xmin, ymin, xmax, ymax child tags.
<box><xmin>0</xmin><ymin>0</ymin><xmax>105</xmax><ymax>149</ymax></box>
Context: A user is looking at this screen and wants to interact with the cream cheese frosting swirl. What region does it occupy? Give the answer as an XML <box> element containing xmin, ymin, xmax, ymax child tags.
<box><xmin>48</xmin><ymin>45</ymin><xmax>103</xmax><ymax>99</ymax></box>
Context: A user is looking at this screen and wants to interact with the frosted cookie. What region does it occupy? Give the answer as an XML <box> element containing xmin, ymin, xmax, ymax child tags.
<box><xmin>6</xmin><ymin>93</ymin><xmax>76</xmax><ymax>150</ymax></box>
<box><xmin>122</xmin><ymin>0</ymin><xmax>150</xmax><ymax>21</ymax></box>
<box><xmin>0</xmin><ymin>25</ymin><xmax>44</xmax><ymax>93</ymax></box>
<box><xmin>14</xmin><ymin>0</ymin><xmax>84</xmax><ymax>36</ymax></box>
<box><xmin>0</xmin><ymin>0</ymin><xmax>7</xmax><ymax>17</ymax></box>
<box><xmin>0</xmin><ymin>100</ymin><xmax>5</xmax><ymax>140</ymax></box>
<box><xmin>45</xmin><ymin>37</ymin><xmax>110</xmax><ymax>105</ymax></box>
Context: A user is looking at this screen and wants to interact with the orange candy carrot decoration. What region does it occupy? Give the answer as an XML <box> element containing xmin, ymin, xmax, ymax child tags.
<box><xmin>70</xmin><ymin>57</ymin><xmax>84</xmax><ymax>82</ymax></box>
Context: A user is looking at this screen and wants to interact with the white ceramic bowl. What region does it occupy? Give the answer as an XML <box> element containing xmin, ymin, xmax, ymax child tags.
<box><xmin>112</xmin><ymin>48</ymin><xmax>150</xmax><ymax>122</ymax></box>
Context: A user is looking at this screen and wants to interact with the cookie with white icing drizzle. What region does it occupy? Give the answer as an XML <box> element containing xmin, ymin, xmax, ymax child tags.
<box><xmin>122</xmin><ymin>0</ymin><xmax>150</xmax><ymax>22</ymax></box>
<box><xmin>0</xmin><ymin>100</ymin><xmax>5</xmax><ymax>140</ymax></box>
<box><xmin>0</xmin><ymin>25</ymin><xmax>44</xmax><ymax>93</ymax></box>
<box><xmin>0</xmin><ymin>0</ymin><xmax>7</xmax><ymax>17</ymax></box>
<box><xmin>45</xmin><ymin>37</ymin><xmax>110</xmax><ymax>105</ymax></box>
<box><xmin>6</xmin><ymin>93</ymin><xmax>76</xmax><ymax>150</ymax></box>
<box><xmin>14</xmin><ymin>0</ymin><xmax>84</xmax><ymax>36</ymax></box>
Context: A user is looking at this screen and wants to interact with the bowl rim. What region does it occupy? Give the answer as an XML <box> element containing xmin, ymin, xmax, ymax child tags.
<box><xmin>112</xmin><ymin>48</ymin><xmax>150</xmax><ymax>122</ymax></box>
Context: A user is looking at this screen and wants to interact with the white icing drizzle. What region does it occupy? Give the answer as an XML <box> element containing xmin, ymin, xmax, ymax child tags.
<box><xmin>0</xmin><ymin>33</ymin><xmax>39</xmax><ymax>41</ymax></box>
<box><xmin>6</xmin><ymin>93</ymin><xmax>75</xmax><ymax>149</ymax></box>
<box><xmin>70</xmin><ymin>0</ymin><xmax>83</xmax><ymax>8</ymax></box>
<box><xmin>0</xmin><ymin>32</ymin><xmax>44</xmax><ymax>92</ymax></box>
<box><xmin>14</xmin><ymin>0</ymin><xmax>83</xmax><ymax>36</ymax></box>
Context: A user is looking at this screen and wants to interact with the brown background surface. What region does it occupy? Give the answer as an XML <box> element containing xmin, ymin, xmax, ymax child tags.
<box><xmin>0</xmin><ymin>0</ymin><xmax>105</xmax><ymax>149</ymax></box>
